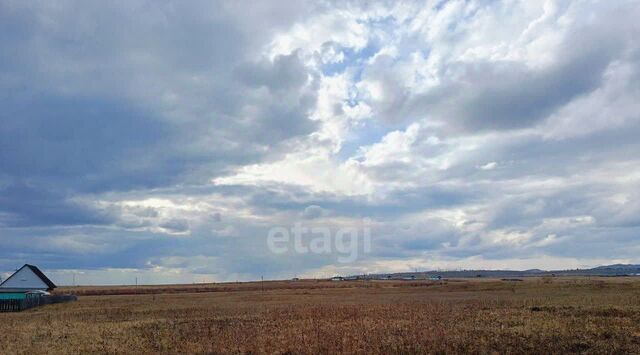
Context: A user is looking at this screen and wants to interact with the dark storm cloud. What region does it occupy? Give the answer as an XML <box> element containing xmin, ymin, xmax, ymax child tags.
<box><xmin>0</xmin><ymin>182</ymin><xmax>112</xmax><ymax>228</ymax></box>
<box><xmin>0</xmin><ymin>1</ymin><xmax>319</xmax><ymax>228</ymax></box>
<box><xmin>0</xmin><ymin>95</ymin><xmax>172</xmax><ymax>191</ymax></box>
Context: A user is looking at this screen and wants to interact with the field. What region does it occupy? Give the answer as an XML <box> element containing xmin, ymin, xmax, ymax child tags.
<box><xmin>1</xmin><ymin>277</ymin><xmax>640</xmax><ymax>354</ymax></box>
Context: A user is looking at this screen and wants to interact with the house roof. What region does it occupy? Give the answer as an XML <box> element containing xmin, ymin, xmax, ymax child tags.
<box><xmin>0</xmin><ymin>264</ymin><xmax>57</xmax><ymax>290</ymax></box>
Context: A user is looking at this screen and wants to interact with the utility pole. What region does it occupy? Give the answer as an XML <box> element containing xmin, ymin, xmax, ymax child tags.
<box><xmin>261</xmin><ymin>275</ymin><xmax>264</xmax><ymax>293</ymax></box>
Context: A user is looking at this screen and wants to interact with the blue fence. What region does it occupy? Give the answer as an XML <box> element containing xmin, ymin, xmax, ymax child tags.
<box><xmin>0</xmin><ymin>295</ymin><xmax>77</xmax><ymax>312</ymax></box>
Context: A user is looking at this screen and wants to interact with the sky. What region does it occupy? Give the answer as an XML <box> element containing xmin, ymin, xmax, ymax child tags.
<box><xmin>1</xmin><ymin>0</ymin><xmax>640</xmax><ymax>285</ymax></box>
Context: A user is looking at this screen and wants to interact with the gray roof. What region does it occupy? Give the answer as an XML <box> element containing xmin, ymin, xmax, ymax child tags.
<box><xmin>0</xmin><ymin>264</ymin><xmax>57</xmax><ymax>290</ymax></box>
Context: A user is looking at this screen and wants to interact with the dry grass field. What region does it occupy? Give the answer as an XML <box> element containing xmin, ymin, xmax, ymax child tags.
<box><xmin>2</xmin><ymin>277</ymin><xmax>640</xmax><ymax>354</ymax></box>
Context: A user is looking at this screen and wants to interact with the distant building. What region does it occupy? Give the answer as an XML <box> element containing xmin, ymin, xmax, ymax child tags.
<box><xmin>0</xmin><ymin>265</ymin><xmax>77</xmax><ymax>312</ymax></box>
<box><xmin>330</xmin><ymin>276</ymin><xmax>344</xmax><ymax>281</ymax></box>
<box><xmin>0</xmin><ymin>264</ymin><xmax>57</xmax><ymax>293</ymax></box>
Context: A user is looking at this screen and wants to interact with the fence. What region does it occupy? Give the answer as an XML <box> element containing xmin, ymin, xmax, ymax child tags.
<box><xmin>0</xmin><ymin>295</ymin><xmax>77</xmax><ymax>312</ymax></box>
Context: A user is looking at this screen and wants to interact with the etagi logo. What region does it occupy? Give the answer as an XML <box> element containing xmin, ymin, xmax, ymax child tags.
<box><xmin>267</xmin><ymin>218</ymin><xmax>372</xmax><ymax>263</ymax></box>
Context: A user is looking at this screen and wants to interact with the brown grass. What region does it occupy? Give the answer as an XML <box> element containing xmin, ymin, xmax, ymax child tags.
<box><xmin>2</xmin><ymin>277</ymin><xmax>640</xmax><ymax>354</ymax></box>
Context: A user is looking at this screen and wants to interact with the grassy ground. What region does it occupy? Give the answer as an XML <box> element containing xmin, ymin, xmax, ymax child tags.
<box><xmin>1</xmin><ymin>277</ymin><xmax>640</xmax><ymax>354</ymax></box>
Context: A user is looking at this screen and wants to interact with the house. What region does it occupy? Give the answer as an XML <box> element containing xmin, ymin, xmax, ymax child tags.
<box><xmin>0</xmin><ymin>264</ymin><xmax>57</xmax><ymax>293</ymax></box>
<box><xmin>0</xmin><ymin>265</ymin><xmax>77</xmax><ymax>312</ymax></box>
<box><xmin>330</xmin><ymin>276</ymin><xmax>344</xmax><ymax>281</ymax></box>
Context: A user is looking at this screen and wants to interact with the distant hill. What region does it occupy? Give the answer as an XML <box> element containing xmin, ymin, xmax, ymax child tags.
<box><xmin>346</xmin><ymin>264</ymin><xmax>640</xmax><ymax>280</ymax></box>
<box><xmin>593</xmin><ymin>264</ymin><xmax>640</xmax><ymax>270</ymax></box>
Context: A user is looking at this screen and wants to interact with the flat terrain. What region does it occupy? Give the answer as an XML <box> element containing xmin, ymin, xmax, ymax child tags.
<box><xmin>2</xmin><ymin>277</ymin><xmax>640</xmax><ymax>354</ymax></box>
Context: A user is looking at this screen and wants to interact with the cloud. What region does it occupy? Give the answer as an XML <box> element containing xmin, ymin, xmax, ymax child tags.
<box><xmin>1</xmin><ymin>1</ymin><xmax>640</xmax><ymax>283</ymax></box>
<box><xmin>0</xmin><ymin>181</ymin><xmax>114</xmax><ymax>227</ymax></box>
<box><xmin>301</xmin><ymin>205</ymin><xmax>329</xmax><ymax>219</ymax></box>
<box><xmin>0</xmin><ymin>1</ymin><xmax>319</xmax><ymax>219</ymax></box>
<box><xmin>479</xmin><ymin>162</ymin><xmax>497</xmax><ymax>171</ymax></box>
<box><xmin>159</xmin><ymin>219</ymin><xmax>190</xmax><ymax>234</ymax></box>
<box><xmin>357</xmin><ymin>1</ymin><xmax>640</xmax><ymax>132</ymax></box>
